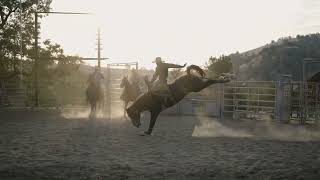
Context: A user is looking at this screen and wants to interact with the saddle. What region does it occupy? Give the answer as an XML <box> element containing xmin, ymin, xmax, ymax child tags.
<box><xmin>144</xmin><ymin>76</ymin><xmax>176</xmax><ymax>106</ymax></box>
<box><xmin>154</xmin><ymin>84</ymin><xmax>177</xmax><ymax>107</ymax></box>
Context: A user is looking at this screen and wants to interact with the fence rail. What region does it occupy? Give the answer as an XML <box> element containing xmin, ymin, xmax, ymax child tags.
<box><xmin>222</xmin><ymin>81</ymin><xmax>277</xmax><ymax>120</ymax></box>
<box><xmin>1</xmin><ymin>77</ymin><xmax>320</xmax><ymax>124</ymax></box>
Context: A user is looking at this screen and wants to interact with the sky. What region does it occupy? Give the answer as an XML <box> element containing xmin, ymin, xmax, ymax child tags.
<box><xmin>40</xmin><ymin>0</ymin><xmax>320</xmax><ymax>69</ymax></box>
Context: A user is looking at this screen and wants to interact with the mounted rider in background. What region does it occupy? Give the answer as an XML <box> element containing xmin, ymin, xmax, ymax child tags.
<box><xmin>88</xmin><ymin>67</ymin><xmax>104</xmax><ymax>87</ymax></box>
<box><xmin>129</xmin><ymin>68</ymin><xmax>142</xmax><ymax>96</ymax></box>
<box><xmin>150</xmin><ymin>57</ymin><xmax>186</xmax><ymax>99</ymax></box>
<box><xmin>87</xmin><ymin>67</ymin><xmax>104</xmax><ymax>100</ymax></box>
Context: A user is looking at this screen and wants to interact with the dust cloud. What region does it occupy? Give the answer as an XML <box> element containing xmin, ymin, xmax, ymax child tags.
<box><xmin>60</xmin><ymin>108</ymin><xmax>92</xmax><ymax>119</ymax></box>
<box><xmin>59</xmin><ymin>102</ymin><xmax>128</xmax><ymax>124</ymax></box>
<box><xmin>192</xmin><ymin>117</ymin><xmax>320</xmax><ymax>141</ymax></box>
<box><xmin>192</xmin><ymin>118</ymin><xmax>252</xmax><ymax>138</ymax></box>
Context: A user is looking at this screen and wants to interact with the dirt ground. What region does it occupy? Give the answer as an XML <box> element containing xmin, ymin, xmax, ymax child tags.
<box><xmin>0</xmin><ymin>110</ymin><xmax>320</xmax><ymax>180</ymax></box>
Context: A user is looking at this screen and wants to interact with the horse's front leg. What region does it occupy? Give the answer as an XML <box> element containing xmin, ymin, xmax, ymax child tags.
<box><xmin>92</xmin><ymin>102</ymin><xmax>97</xmax><ymax>117</ymax></box>
<box><xmin>124</xmin><ymin>101</ymin><xmax>128</xmax><ymax>119</ymax></box>
<box><xmin>89</xmin><ymin>102</ymin><xmax>95</xmax><ymax>119</ymax></box>
<box><xmin>144</xmin><ymin>110</ymin><xmax>160</xmax><ymax>135</ymax></box>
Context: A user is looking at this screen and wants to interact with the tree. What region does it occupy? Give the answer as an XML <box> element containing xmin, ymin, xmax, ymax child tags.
<box><xmin>206</xmin><ymin>55</ymin><xmax>232</xmax><ymax>78</ymax></box>
<box><xmin>228</xmin><ymin>33</ymin><xmax>320</xmax><ymax>81</ymax></box>
<box><xmin>38</xmin><ymin>39</ymin><xmax>82</xmax><ymax>80</ymax></box>
<box><xmin>0</xmin><ymin>1</ymin><xmax>83</xmax><ymax>80</ymax></box>
<box><xmin>0</xmin><ymin>0</ymin><xmax>52</xmax><ymax>74</ymax></box>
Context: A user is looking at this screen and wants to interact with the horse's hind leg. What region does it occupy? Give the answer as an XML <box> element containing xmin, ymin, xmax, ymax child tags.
<box><xmin>144</xmin><ymin>110</ymin><xmax>160</xmax><ymax>135</ymax></box>
<box><xmin>90</xmin><ymin>102</ymin><xmax>97</xmax><ymax>119</ymax></box>
<box><xmin>193</xmin><ymin>79</ymin><xmax>218</xmax><ymax>92</ymax></box>
<box><xmin>89</xmin><ymin>102</ymin><xmax>94</xmax><ymax>119</ymax></box>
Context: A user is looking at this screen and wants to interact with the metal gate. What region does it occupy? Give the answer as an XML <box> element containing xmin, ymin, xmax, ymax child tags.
<box><xmin>222</xmin><ymin>81</ymin><xmax>277</xmax><ymax>120</ymax></box>
<box><xmin>0</xmin><ymin>78</ymin><xmax>87</xmax><ymax>109</ymax></box>
<box><xmin>290</xmin><ymin>82</ymin><xmax>320</xmax><ymax>124</ymax></box>
<box><xmin>105</xmin><ymin>62</ymin><xmax>138</xmax><ymax>119</ymax></box>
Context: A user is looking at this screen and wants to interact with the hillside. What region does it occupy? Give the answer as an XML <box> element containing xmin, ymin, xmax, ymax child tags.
<box><xmin>229</xmin><ymin>34</ymin><xmax>320</xmax><ymax>81</ymax></box>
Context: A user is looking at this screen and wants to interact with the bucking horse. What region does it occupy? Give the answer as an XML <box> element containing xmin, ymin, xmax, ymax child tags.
<box><xmin>126</xmin><ymin>65</ymin><xmax>231</xmax><ymax>135</ymax></box>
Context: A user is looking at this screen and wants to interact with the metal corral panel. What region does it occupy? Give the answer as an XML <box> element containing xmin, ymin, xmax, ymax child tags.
<box><xmin>162</xmin><ymin>104</ymin><xmax>179</xmax><ymax>115</ymax></box>
<box><xmin>206</xmin><ymin>101</ymin><xmax>219</xmax><ymax>116</ymax></box>
<box><xmin>179</xmin><ymin>99</ymin><xmax>193</xmax><ymax>115</ymax></box>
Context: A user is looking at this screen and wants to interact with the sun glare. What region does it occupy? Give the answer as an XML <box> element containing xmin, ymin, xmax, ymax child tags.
<box><xmin>40</xmin><ymin>0</ymin><xmax>318</xmax><ymax>69</ymax></box>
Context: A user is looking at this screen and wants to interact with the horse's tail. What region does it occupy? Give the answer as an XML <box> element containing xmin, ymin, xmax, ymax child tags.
<box><xmin>186</xmin><ymin>65</ymin><xmax>206</xmax><ymax>78</ymax></box>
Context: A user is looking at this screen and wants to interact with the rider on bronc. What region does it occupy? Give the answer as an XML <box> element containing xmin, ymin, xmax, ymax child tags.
<box><xmin>150</xmin><ymin>57</ymin><xmax>186</xmax><ymax>100</ymax></box>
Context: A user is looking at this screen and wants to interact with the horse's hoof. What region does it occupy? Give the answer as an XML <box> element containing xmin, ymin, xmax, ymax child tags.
<box><xmin>134</xmin><ymin>123</ymin><xmax>141</xmax><ymax>128</ymax></box>
<box><xmin>89</xmin><ymin>113</ymin><xmax>95</xmax><ymax>120</ymax></box>
<box><xmin>144</xmin><ymin>131</ymin><xmax>152</xmax><ymax>135</ymax></box>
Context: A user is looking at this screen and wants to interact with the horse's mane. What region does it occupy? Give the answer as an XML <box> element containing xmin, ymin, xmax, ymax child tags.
<box><xmin>186</xmin><ymin>65</ymin><xmax>205</xmax><ymax>78</ymax></box>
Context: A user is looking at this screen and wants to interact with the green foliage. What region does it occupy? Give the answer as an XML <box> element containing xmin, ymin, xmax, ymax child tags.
<box><xmin>38</xmin><ymin>39</ymin><xmax>82</xmax><ymax>80</ymax></box>
<box><xmin>206</xmin><ymin>55</ymin><xmax>232</xmax><ymax>78</ymax></box>
<box><xmin>0</xmin><ymin>1</ymin><xmax>82</xmax><ymax>80</ymax></box>
<box><xmin>0</xmin><ymin>0</ymin><xmax>52</xmax><ymax>74</ymax></box>
<box><xmin>0</xmin><ymin>1</ymin><xmax>86</xmax><ymax>106</ymax></box>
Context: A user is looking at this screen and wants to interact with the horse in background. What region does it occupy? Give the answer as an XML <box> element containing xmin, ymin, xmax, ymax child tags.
<box><xmin>86</xmin><ymin>69</ymin><xmax>104</xmax><ymax>118</ymax></box>
<box><xmin>120</xmin><ymin>76</ymin><xmax>141</xmax><ymax>119</ymax></box>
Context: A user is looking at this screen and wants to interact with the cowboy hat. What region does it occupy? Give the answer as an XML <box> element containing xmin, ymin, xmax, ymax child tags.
<box><xmin>152</xmin><ymin>57</ymin><xmax>164</xmax><ymax>63</ymax></box>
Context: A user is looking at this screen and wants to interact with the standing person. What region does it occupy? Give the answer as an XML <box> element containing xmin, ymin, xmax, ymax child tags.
<box><xmin>150</xmin><ymin>57</ymin><xmax>186</xmax><ymax>97</ymax></box>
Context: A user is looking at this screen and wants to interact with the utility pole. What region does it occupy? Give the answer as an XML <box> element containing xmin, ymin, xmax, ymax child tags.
<box><xmin>19</xmin><ymin>0</ymin><xmax>23</xmax><ymax>82</ymax></box>
<box><xmin>34</xmin><ymin>12</ymin><xmax>39</xmax><ymax>107</ymax></box>
<box><xmin>97</xmin><ymin>28</ymin><xmax>102</xmax><ymax>68</ymax></box>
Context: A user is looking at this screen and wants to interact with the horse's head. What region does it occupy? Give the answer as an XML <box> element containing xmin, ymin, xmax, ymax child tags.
<box><xmin>120</xmin><ymin>76</ymin><xmax>129</xmax><ymax>88</ymax></box>
<box><xmin>126</xmin><ymin>106</ymin><xmax>141</xmax><ymax>128</ymax></box>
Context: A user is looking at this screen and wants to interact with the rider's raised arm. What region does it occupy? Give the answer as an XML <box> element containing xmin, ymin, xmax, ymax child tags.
<box><xmin>164</xmin><ymin>63</ymin><xmax>186</xmax><ymax>69</ymax></box>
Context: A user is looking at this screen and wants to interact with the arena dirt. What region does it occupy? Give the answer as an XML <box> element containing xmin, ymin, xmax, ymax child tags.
<box><xmin>0</xmin><ymin>110</ymin><xmax>320</xmax><ymax>180</ymax></box>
